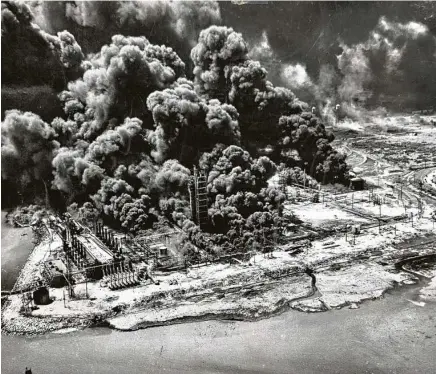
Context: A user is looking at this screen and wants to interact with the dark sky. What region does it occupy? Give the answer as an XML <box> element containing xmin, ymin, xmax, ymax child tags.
<box><xmin>218</xmin><ymin>1</ymin><xmax>436</xmax><ymax>110</ymax></box>
<box><xmin>25</xmin><ymin>1</ymin><xmax>436</xmax><ymax>76</ymax></box>
<box><xmin>2</xmin><ymin>1</ymin><xmax>436</xmax><ymax>113</ymax></box>
<box><xmin>220</xmin><ymin>2</ymin><xmax>431</xmax><ymax>75</ymax></box>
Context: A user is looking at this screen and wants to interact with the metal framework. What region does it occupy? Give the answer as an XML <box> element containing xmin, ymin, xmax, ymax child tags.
<box><xmin>278</xmin><ymin>171</ymin><xmax>287</xmax><ymax>193</ymax></box>
<box><xmin>189</xmin><ymin>166</ymin><xmax>209</xmax><ymax>229</ymax></box>
<box><xmin>100</xmin><ymin>261</ymin><xmax>139</xmax><ymax>290</ymax></box>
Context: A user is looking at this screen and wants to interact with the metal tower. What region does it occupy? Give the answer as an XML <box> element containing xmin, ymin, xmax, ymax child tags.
<box><xmin>189</xmin><ymin>167</ymin><xmax>209</xmax><ymax>230</ymax></box>
<box><xmin>278</xmin><ymin>171</ymin><xmax>287</xmax><ymax>193</ymax></box>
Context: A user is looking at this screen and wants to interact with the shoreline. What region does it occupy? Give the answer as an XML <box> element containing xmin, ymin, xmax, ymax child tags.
<box><xmin>1</xmin><ymin>211</ymin><xmax>34</xmax><ymax>291</ymax></box>
<box><xmin>107</xmin><ymin>273</ymin><xmax>434</xmax><ymax>334</ymax></box>
<box><xmin>4</xmin><ymin>270</ymin><xmax>431</xmax><ymax>337</ymax></box>
<box><xmin>2</xmin><ymin>213</ymin><xmax>436</xmax><ymax>337</ymax></box>
<box><xmin>2</xmin><ymin>260</ymin><xmax>429</xmax><ymax>336</ymax></box>
<box><xmin>3</xmin><ymin>277</ymin><xmax>435</xmax><ymax>374</ymax></box>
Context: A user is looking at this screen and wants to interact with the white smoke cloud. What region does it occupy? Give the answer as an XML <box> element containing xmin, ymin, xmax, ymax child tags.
<box><xmin>248</xmin><ymin>30</ymin><xmax>274</xmax><ymax>61</ymax></box>
<box><xmin>280</xmin><ymin>63</ymin><xmax>314</xmax><ymax>91</ymax></box>
<box><xmin>378</xmin><ymin>16</ymin><xmax>428</xmax><ymax>40</ymax></box>
<box><xmin>242</xmin><ymin>16</ymin><xmax>432</xmax><ymax>125</ymax></box>
<box><xmin>65</xmin><ymin>1</ymin><xmax>108</xmax><ymax>28</ymax></box>
<box><xmin>337</xmin><ymin>17</ymin><xmax>429</xmax><ymax>99</ymax></box>
<box><xmin>314</xmin><ymin>16</ymin><xmax>432</xmax><ymax>123</ymax></box>
<box><xmin>28</xmin><ymin>1</ymin><xmax>222</xmax><ymax>51</ymax></box>
<box><xmin>337</xmin><ymin>42</ymin><xmax>372</xmax><ymax>104</ymax></box>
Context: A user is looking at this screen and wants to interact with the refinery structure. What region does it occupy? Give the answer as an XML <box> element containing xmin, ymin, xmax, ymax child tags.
<box><xmin>4</xmin><ymin>144</ymin><xmax>436</xmax><ymax>328</ymax></box>
<box><xmin>1</xmin><ymin>1</ymin><xmax>436</xmax><ymax>343</ymax></box>
<box><xmin>12</xmin><ymin>208</ymin><xmax>187</xmax><ymax>308</ymax></box>
<box><xmin>4</xmin><ymin>167</ymin><xmax>215</xmax><ymax>310</ymax></box>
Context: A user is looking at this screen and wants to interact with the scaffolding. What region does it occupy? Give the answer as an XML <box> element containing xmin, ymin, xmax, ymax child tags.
<box><xmin>279</xmin><ymin>171</ymin><xmax>287</xmax><ymax>193</ymax></box>
<box><xmin>189</xmin><ymin>166</ymin><xmax>209</xmax><ymax>230</ymax></box>
<box><xmin>188</xmin><ymin>178</ymin><xmax>196</xmax><ymax>223</ymax></box>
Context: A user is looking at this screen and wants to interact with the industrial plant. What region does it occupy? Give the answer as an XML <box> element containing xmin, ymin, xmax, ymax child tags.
<box><xmin>1</xmin><ymin>1</ymin><xmax>436</xmax><ymax>374</ymax></box>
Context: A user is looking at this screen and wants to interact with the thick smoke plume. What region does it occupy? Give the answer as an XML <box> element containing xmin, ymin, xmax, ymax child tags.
<box><xmin>1</xmin><ymin>1</ymin><xmax>85</xmax><ymax>119</ymax></box>
<box><xmin>66</xmin><ymin>34</ymin><xmax>186</xmax><ymax>140</ymax></box>
<box><xmin>276</xmin><ymin>16</ymin><xmax>436</xmax><ymax>123</ymax></box>
<box><xmin>2</xmin><ymin>1</ymin><xmax>84</xmax><ymax>86</ymax></box>
<box><xmin>1</xmin><ymin>110</ymin><xmax>59</xmax><ymax>202</ymax></box>
<box><xmin>220</xmin><ymin>1</ymin><xmax>436</xmax><ymax>116</ymax></box>
<box><xmin>28</xmin><ymin>1</ymin><xmax>221</xmax><ymax>59</ymax></box>
<box><xmin>146</xmin><ymin>78</ymin><xmax>240</xmax><ymax>164</ymax></box>
<box><xmin>2</xmin><ymin>4</ymin><xmax>349</xmax><ymax>249</ymax></box>
<box><xmin>2</xmin><ymin>0</ymin><xmax>220</xmax><ymax>120</ymax></box>
<box><xmin>5</xmin><ymin>2</ymin><xmax>436</xmax><ymax>124</ymax></box>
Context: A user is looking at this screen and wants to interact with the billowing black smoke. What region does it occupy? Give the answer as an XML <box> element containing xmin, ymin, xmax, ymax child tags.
<box><xmin>221</xmin><ymin>2</ymin><xmax>436</xmax><ymax>120</ymax></box>
<box><xmin>146</xmin><ymin>78</ymin><xmax>240</xmax><ymax>164</ymax></box>
<box><xmin>2</xmin><ymin>3</ymin><xmax>349</xmax><ymax>248</ymax></box>
<box><xmin>2</xmin><ymin>1</ymin><xmax>84</xmax><ymax>87</ymax></box>
<box><xmin>1</xmin><ymin>110</ymin><xmax>60</xmax><ymax>206</ymax></box>
<box><xmin>2</xmin><ymin>1</ymin><xmax>220</xmax><ymax>121</ymax></box>
<box><xmin>6</xmin><ymin>1</ymin><xmax>435</xmax><ymax>125</ymax></box>
<box><xmin>28</xmin><ymin>1</ymin><xmax>222</xmax><ymax>63</ymax></box>
<box><xmin>1</xmin><ymin>1</ymin><xmax>85</xmax><ymax>120</ymax></box>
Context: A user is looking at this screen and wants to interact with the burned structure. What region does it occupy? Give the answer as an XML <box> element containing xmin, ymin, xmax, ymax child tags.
<box><xmin>42</xmin><ymin>214</ymin><xmax>180</xmax><ymax>296</ymax></box>
<box><xmin>188</xmin><ymin>167</ymin><xmax>209</xmax><ymax>229</ymax></box>
<box><xmin>350</xmin><ymin>177</ymin><xmax>365</xmax><ymax>191</ymax></box>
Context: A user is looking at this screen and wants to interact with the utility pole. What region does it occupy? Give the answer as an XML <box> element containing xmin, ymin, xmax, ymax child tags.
<box><xmin>262</xmin><ymin>228</ymin><xmax>266</xmax><ymax>258</ymax></box>
<box><xmin>42</xmin><ymin>179</ymin><xmax>50</xmax><ymax>209</ymax></box>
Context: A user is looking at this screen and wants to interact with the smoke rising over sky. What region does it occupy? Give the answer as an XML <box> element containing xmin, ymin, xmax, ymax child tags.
<box><xmin>2</xmin><ymin>1</ymin><xmax>434</xmax><ymax>119</ymax></box>
<box><xmin>3</xmin><ymin>0</ymin><xmax>433</xmax><ymax>243</ymax></box>
<box><xmin>221</xmin><ymin>1</ymin><xmax>436</xmax><ymax>112</ymax></box>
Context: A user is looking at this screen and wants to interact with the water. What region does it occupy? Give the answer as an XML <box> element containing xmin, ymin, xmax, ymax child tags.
<box><xmin>2</xmin><ymin>284</ymin><xmax>435</xmax><ymax>374</ymax></box>
<box><xmin>2</xmin><ymin>211</ymin><xmax>435</xmax><ymax>373</ymax></box>
<box><xmin>1</xmin><ymin>211</ymin><xmax>34</xmax><ymax>290</ymax></box>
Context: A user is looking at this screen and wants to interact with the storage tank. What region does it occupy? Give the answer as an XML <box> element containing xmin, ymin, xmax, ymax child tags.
<box><xmin>33</xmin><ymin>287</ymin><xmax>50</xmax><ymax>305</ymax></box>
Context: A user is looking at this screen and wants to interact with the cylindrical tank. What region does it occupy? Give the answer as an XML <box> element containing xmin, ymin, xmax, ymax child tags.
<box><xmin>33</xmin><ymin>287</ymin><xmax>50</xmax><ymax>305</ymax></box>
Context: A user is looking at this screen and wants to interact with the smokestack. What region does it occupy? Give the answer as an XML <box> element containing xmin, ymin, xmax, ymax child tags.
<box><xmin>79</xmin><ymin>243</ymin><xmax>84</xmax><ymax>257</ymax></box>
<box><xmin>189</xmin><ymin>166</ymin><xmax>200</xmax><ymax>223</ymax></box>
<box><xmin>110</xmin><ymin>232</ymin><xmax>115</xmax><ymax>248</ymax></box>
